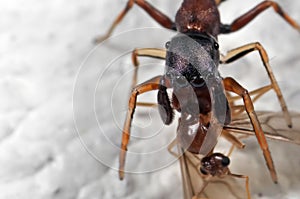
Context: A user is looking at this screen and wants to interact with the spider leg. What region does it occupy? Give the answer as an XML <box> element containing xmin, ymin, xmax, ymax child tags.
<box><xmin>220</xmin><ymin>42</ymin><xmax>292</xmax><ymax>127</ymax></box>
<box><xmin>119</xmin><ymin>75</ymin><xmax>162</xmax><ymax>179</ymax></box>
<box><xmin>95</xmin><ymin>0</ymin><xmax>175</xmax><ymax>43</ymax></box>
<box><xmin>223</xmin><ymin>77</ymin><xmax>277</xmax><ymax>183</ymax></box>
<box><xmin>220</xmin><ymin>1</ymin><xmax>300</xmax><ymax>34</ymax></box>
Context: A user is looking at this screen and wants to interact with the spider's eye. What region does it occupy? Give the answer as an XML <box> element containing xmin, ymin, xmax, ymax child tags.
<box><xmin>165</xmin><ymin>41</ymin><xmax>171</xmax><ymax>49</ymax></box>
<box><xmin>213</xmin><ymin>42</ymin><xmax>219</xmax><ymax>50</ymax></box>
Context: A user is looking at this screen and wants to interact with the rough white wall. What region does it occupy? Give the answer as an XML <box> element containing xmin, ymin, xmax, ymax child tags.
<box><xmin>0</xmin><ymin>0</ymin><xmax>299</xmax><ymax>199</ymax></box>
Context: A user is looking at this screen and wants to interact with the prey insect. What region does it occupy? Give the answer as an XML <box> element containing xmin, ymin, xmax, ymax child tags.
<box><xmin>96</xmin><ymin>0</ymin><xmax>300</xmax><ymax>191</ymax></box>
<box><xmin>170</xmin><ymin>85</ymin><xmax>300</xmax><ymax>199</ymax></box>
<box><xmin>174</xmin><ymin>111</ymin><xmax>300</xmax><ymax>199</ymax></box>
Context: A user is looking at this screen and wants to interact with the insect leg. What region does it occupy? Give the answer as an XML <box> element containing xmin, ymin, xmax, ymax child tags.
<box><xmin>131</xmin><ymin>48</ymin><xmax>166</xmax><ymax>88</ymax></box>
<box><xmin>174</xmin><ymin>144</ymin><xmax>207</xmax><ymax>199</ymax></box>
<box><xmin>228</xmin><ymin>85</ymin><xmax>272</xmax><ymax>105</ymax></box>
<box><xmin>220</xmin><ymin>0</ymin><xmax>300</xmax><ymax>34</ymax></box>
<box><xmin>132</xmin><ymin>48</ymin><xmax>173</xmax><ymax>124</ymax></box>
<box><xmin>228</xmin><ymin>85</ymin><xmax>273</xmax><ymax>116</ymax></box>
<box><xmin>95</xmin><ymin>0</ymin><xmax>176</xmax><ymax>43</ymax></box>
<box><xmin>228</xmin><ymin>172</ymin><xmax>251</xmax><ymax>199</ymax></box>
<box><xmin>223</xmin><ymin>77</ymin><xmax>278</xmax><ymax>183</ymax></box>
<box><xmin>129</xmin><ymin>48</ymin><xmax>167</xmax><ymax>107</ymax></box>
<box><xmin>195</xmin><ymin>180</ymin><xmax>210</xmax><ymax>199</ymax></box>
<box><xmin>119</xmin><ymin>75</ymin><xmax>162</xmax><ymax>180</ymax></box>
<box><xmin>167</xmin><ymin>138</ymin><xmax>180</xmax><ymax>157</ymax></box>
<box><xmin>177</xmin><ymin>146</ymin><xmax>196</xmax><ymax>199</ymax></box>
<box><xmin>222</xmin><ymin>129</ymin><xmax>246</xmax><ymax>156</ymax></box>
<box><xmin>220</xmin><ymin>42</ymin><xmax>292</xmax><ymax>127</ymax></box>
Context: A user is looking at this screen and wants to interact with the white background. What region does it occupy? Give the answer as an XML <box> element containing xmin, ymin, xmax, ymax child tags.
<box><xmin>1</xmin><ymin>0</ymin><xmax>300</xmax><ymax>199</ymax></box>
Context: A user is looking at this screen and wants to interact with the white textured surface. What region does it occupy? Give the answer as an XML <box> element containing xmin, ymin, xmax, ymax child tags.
<box><xmin>1</xmin><ymin>0</ymin><xmax>300</xmax><ymax>199</ymax></box>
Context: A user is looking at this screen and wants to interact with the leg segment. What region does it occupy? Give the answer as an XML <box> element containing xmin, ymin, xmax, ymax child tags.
<box><xmin>132</xmin><ymin>48</ymin><xmax>166</xmax><ymax>66</ymax></box>
<box><xmin>223</xmin><ymin>84</ymin><xmax>272</xmax><ymax>157</ymax></box>
<box><xmin>94</xmin><ymin>0</ymin><xmax>134</xmax><ymax>43</ymax></box>
<box><xmin>229</xmin><ymin>85</ymin><xmax>273</xmax><ymax>116</ymax></box>
<box><xmin>128</xmin><ymin>49</ymin><xmax>166</xmax><ymax>114</ymax></box>
<box><xmin>131</xmin><ymin>48</ymin><xmax>174</xmax><ymax>125</ymax></box>
<box><xmin>119</xmin><ymin>75</ymin><xmax>162</xmax><ymax>180</ymax></box>
<box><xmin>195</xmin><ymin>180</ymin><xmax>210</xmax><ymax>199</ymax></box>
<box><xmin>173</xmin><ymin>143</ymin><xmax>209</xmax><ymax>199</ymax></box>
<box><xmin>229</xmin><ymin>172</ymin><xmax>251</xmax><ymax>199</ymax></box>
<box><xmin>95</xmin><ymin>0</ymin><xmax>175</xmax><ymax>43</ymax></box>
<box><xmin>177</xmin><ymin>145</ymin><xmax>196</xmax><ymax>199</ymax></box>
<box><xmin>167</xmin><ymin>138</ymin><xmax>180</xmax><ymax>157</ymax></box>
<box><xmin>223</xmin><ymin>77</ymin><xmax>278</xmax><ymax>183</ymax></box>
<box><xmin>228</xmin><ymin>85</ymin><xmax>272</xmax><ymax>105</ymax></box>
<box><xmin>220</xmin><ymin>0</ymin><xmax>300</xmax><ymax>34</ymax></box>
<box><xmin>131</xmin><ymin>48</ymin><xmax>166</xmax><ymax>88</ymax></box>
<box><xmin>222</xmin><ymin>130</ymin><xmax>246</xmax><ymax>154</ymax></box>
<box><xmin>134</xmin><ymin>0</ymin><xmax>176</xmax><ymax>30</ymax></box>
<box><xmin>221</xmin><ymin>128</ymin><xmax>249</xmax><ymax>158</ymax></box>
<box><xmin>220</xmin><ymin>42</ymin><xmax>292</xmax><ymax>127</ymax></box>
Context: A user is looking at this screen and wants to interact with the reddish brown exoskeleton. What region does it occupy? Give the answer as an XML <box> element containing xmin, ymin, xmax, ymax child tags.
<box><xmin>96</xmin><ymin>0</ymin><xmax>300</xmax><ymax>198</ymax></box>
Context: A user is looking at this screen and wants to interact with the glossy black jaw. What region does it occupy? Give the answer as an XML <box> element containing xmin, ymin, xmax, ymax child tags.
<box><xmin>157</xmin><ymin>82</ymin><xmax>174</xmax><ymax>125</ymax></box>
